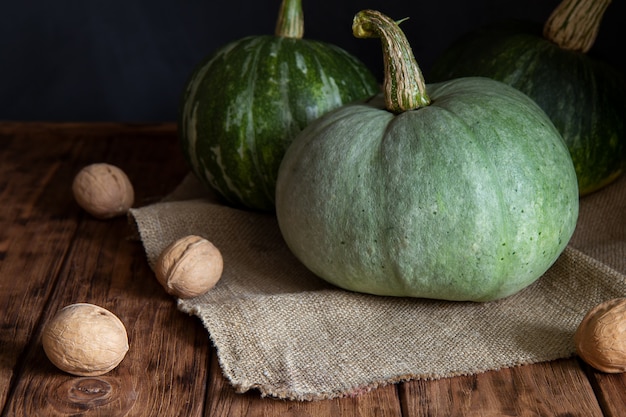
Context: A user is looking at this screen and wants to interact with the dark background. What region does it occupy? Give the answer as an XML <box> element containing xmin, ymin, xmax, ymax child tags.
<box><xmin>1</xmin><ymin>0</ymin><xmax>623</xmax><ymax>122</ymax></box>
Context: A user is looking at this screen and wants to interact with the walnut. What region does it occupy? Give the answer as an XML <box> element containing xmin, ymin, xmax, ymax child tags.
<box><xmin>575</xmin><ymin>298</ymin><xmax>626</xmax><ymax>373</ymax></box>
<box><xmin>72</xmin><ymin>163</ymin><xmax>134</xmax><ymax>219</ymax></box>
<box><xmin>42</xmin><ymin>303</ymin><xmax>129</xmax><ymax>376</ymax></box>
<box><xmin>155</xmin><ymin>235</ymin><xmax>224</xmax><ymax>299</ymax></box>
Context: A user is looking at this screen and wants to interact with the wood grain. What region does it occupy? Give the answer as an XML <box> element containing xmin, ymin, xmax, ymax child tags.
<box><xmin>583</xmin><ymin>360</ymin><xmax>626</xmax><ymax>417</ymax></box>
<box><xmin>0</xmin><ymin>132</ymin><xmax>81</xmax><ymax>408</ymax></box>
<box><xmin>1</xmin><ymin>122</ymin><xmax>625</xmax><ymax>416</ymax></box>
<box><xmin>400</xmin><ymin>359</ymin><xmax>604</xmax><ymax>416</ymax></box>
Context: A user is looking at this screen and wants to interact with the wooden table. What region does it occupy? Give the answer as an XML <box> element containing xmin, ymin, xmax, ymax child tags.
<box><xmin>1</xmin><ymin>122</ymin><xmax>624</xmax><ymax>416</ymax></box>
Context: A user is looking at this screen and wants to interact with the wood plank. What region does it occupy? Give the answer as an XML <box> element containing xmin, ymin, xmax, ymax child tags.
<box><xmin>0</xmin><ymin>121</ymin><xmax>177</xmax><ymax>138</ymax></box>
<box><xmin>0</xmin><ymin>132</ymin><xmax>84</xmax><ymax>409</ymax></box>
<box><xmin>399</xmin><ymin>358</ymin><xmax>603</xmax><ymax>416</ymax></box>
<box><xmin>1</xmin><ymin>123</ymin><xmax>210</xmax><ymax>416</ymax></box>
<box><xmin>581</xmin><ymin>360</ymin><xmax>626</xmax><ymax>417</ymax></box>
<box><xmin>204</xmin><ymin>353</ymin><xmax>404</xmax><ymax>417</ymax></box>
<box><xmin>3</xmin><ymin>216</ymin><xmax>210</xmax><ymax>416</ymax></box>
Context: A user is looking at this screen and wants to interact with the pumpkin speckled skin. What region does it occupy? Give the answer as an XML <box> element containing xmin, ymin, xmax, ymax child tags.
<box><xmin>179</xmin><ymin>35</ymin><xmax>379</xmax><ymax>211</ymax></box>
<box><xmin>429</xmin><ymin>21</ymin><xmax>626</xmax><ymax>196</ymax></box>
<box><xmin>276</xmin><ymin>78</ymin><xmax>579</xmax><ymax>302</ymax></box>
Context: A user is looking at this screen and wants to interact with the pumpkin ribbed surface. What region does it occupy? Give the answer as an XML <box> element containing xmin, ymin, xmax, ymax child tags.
<box><xmin>276</xmin><ymin>78</ymin><xmax>579</xmax><ymax>302</ymax></box>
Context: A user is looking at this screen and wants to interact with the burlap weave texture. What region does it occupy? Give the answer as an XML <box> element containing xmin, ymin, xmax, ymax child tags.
<box><xmin>129</xmin><ymin>173</ymin><xmax>626</xmax><ymax>401</ymax></box>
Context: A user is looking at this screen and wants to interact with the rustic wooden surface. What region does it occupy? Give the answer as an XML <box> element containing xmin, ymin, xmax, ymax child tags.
<box><xmin>1</xmin><ymin>122</ymin><xmax>625</xmax><ymax>416</ymax></box>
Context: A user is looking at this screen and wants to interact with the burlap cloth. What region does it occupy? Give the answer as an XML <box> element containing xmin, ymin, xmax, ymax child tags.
<box><xmin>129</xmin><ymin>172</ymin><xmax>626</xmax><ymax>401</ymax></box>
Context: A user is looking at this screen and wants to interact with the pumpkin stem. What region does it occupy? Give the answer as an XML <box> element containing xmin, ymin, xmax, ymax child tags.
<box><xmin>543</xmin><ymin>0</ymin><xmax>612</xmax><ymax>53</ymax></box>
<box><xmin>275</xmin><ymin>0</ymin><xmax>304</xmax><ymax>39</ymax></box>
<box><xmin>352</xmin><ymin>10</ymin><xmax>430</xmax><ymax>113</ymax></box>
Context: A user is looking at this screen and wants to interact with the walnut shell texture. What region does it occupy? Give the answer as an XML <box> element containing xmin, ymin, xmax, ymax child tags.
<box><xmin>72</xmin><ymin>163</ymin><xmax>134</xmax><ymax>219</ymax></box>
<box><xmin>42</xmin><ymin>303</ymin><xmax>129</xmax><ymax>376</ymax></box>
<box><xmin>575</xmin><ymin>298</ymin><xmax>626</xmax><ymax>373</ymax></box>
<box><xmin>155</xmin><ymin>235</ymin><xmax>223</xmax><ymax>299</ymax></box>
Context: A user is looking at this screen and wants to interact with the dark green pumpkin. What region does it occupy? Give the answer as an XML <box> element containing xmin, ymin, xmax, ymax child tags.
<box><xmin>275</xmin><ymin>10</ymin><xmax>579</xmax><ymax>302</ymax></box>
<box><xmin>429</xmin><ymin>0</ymin><xmax>626</xmax><ymax>196</ymax></box>
<box><xmin>178</xmin><ymin>0</ymin><xmax>379</xmax><ymax>211</ymax></box>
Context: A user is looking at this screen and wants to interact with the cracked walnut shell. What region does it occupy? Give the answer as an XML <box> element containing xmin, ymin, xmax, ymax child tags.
<box><xmin>575</xmin><ymin>298</ymin><xmax>626</xmax><ymax>373</ymax></box>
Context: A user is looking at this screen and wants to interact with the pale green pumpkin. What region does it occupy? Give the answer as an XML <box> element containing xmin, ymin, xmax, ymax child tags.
<box><xmin>275</xmin><ymin>10</ymin><xmax>579</xmax><ymax>302</ymax></box>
